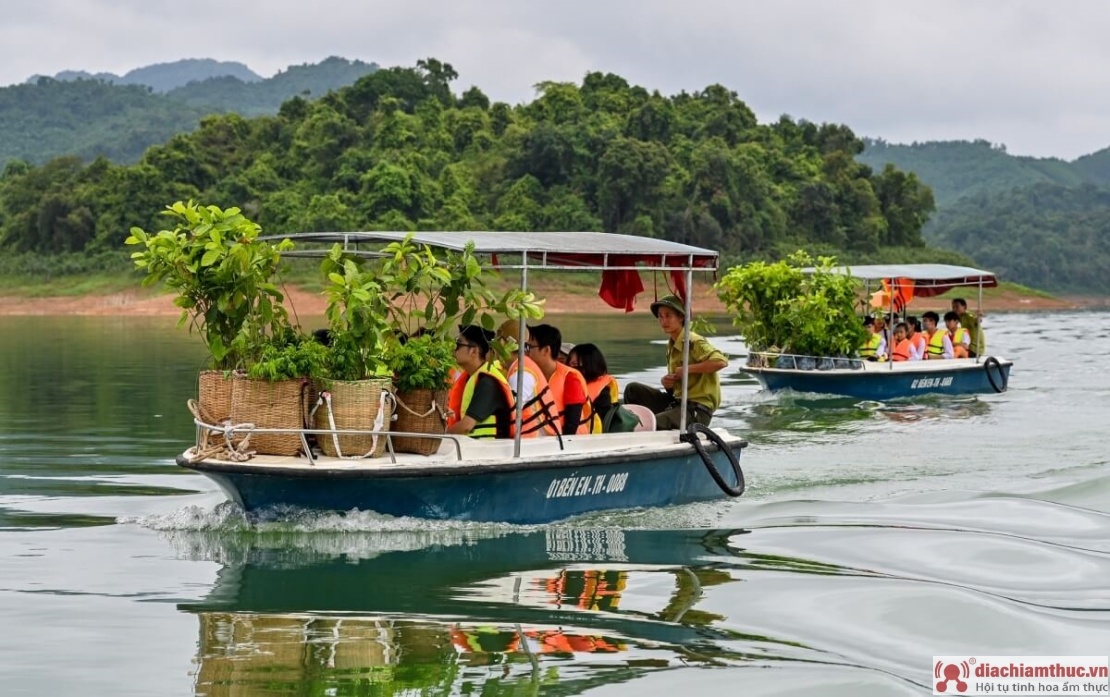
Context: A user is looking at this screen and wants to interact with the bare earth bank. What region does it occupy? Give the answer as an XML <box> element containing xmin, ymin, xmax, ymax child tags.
<box><xmin>0</xmin><ymin>282</ymin><xmax>1104</xmax><ymax>317</ymax></box>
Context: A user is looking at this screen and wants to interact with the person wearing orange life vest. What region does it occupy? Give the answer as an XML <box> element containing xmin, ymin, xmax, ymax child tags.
<box><xmin>890</xmin><ymin>322</ymin><xmax>913</xmax><ymax>361</ymax></box>
<box><xmin>494</xmin><ymin>319</ymin><xmax>557</xmax><ymax>437</ymax></box>
<box><xmin>445</xmin><ymin>325</ymin><xmax>515</xmax><ymax>439</ymax></box>
<box><xmin>526</xmin><ymin>324</ymin><xmax>590</xmax><ymax>435</ymax></box>
<box><xmin>567</xmin><ymin>343</ymin><xmax>616</xmax><ymax>434</ymax></box>
<box><xmin>944</xmin><ymin>311</ymin><xmax>971</xmax><ymax>359</ymax></box>
<box><xmin>904</xmin><ymin>315</ymin><xmax>926</xmax><ymax>361</ymax></box>
<box><xmin>922</xmin><ymin>311</ymin><xmax>954</xmax><ymax>359</ymax></box>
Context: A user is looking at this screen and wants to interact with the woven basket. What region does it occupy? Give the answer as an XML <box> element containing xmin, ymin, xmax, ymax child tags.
<box><xmin>392</xmin><ymin>388</ymin><xmax>448</xmax><ymax>456</ymax></box>
<box><xmin>313</xmin><ymin>378</ymin><xmax>394</xmax><ymax>458</ymax></box>
<box><xmin>198</xmin><ymin>370</ymin><xmax>235</xmax><ymax>423</ymax></box>
<box><xmin>229</xmin><ymin>376</ymin><xmax>309</xmax><ymax>456</ymax></box>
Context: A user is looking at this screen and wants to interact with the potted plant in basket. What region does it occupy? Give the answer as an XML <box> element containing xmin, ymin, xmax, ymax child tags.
<box><xmin>238</xmin><ymin>327</ymin><xmax>330</xmax><ymax>456</ymax></box>
<box><xmin>313</xmin><ymin>244</ymin><xmax>395</xmax><ymax>458</ymax></box>
<box><xmin>715</xmin><ymin>251</ymin><xmax>867</xmax><ymax>367</ymax></box>
<box><xmin>371</xmin><ymin>234</ymin><xmax>545</xmax><ymax>453</ymax></box>
<box><xmin>126</xmin><ymin>201</ymin><xmax>291</xmax><ymax>423</ymax></box>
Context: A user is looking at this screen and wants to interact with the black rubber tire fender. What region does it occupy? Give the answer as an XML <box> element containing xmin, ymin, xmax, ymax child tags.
<box><xmin>983</xmin><ymin>356</ymin><xmax>1007</xmax><ymax>393</ymax></box>
<box><xmin>682</xmin><ymin>422</ymin><xmax>746</xmax><ymax>497</ymax></box>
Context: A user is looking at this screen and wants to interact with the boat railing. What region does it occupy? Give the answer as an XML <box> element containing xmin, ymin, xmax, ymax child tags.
<box><xmin>746</xmin><ymin>351</ymin><xmax>865</xmax><ymax>371</ymax></box>
<box><xmin>189</xmin><ymin>418</ymin><xmax>466</xmax><ymax>465</ymax></box>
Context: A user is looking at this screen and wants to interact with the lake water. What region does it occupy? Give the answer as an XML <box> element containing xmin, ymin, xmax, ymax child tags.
<box><xmin>1</xmin><ymin>311</ymin><xmax>1108</xmax><ymax>696</ymax></box>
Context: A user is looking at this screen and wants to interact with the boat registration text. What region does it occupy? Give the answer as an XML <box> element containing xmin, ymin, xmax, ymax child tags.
<box><xmin>545</xmin><ymin>472</ymin><xmax>629</xmax><ymax>499</ymax></box>
<box><xmin>911</xmin><ymin>376</ymin><xmax>954</xmax><ymax>389</ymax></box>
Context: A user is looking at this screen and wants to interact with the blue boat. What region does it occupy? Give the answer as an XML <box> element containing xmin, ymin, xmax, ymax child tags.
<box><xmin>179</xmin><ymin>232</ymin><xmax>746</xmax><ymax>524</ymax></box>
<box><xmin>741</xmin><ymin>264</ymin><xmax>1014</xmax><ymax>400</ymax></box>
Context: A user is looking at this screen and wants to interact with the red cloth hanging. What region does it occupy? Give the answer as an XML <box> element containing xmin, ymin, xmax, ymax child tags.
<box><xmin>598</xmin><ymin>266</ymin><xmax>645</xmax><ymax>312</ymax></box>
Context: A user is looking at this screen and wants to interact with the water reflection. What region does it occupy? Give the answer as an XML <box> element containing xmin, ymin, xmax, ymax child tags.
<box><xmin>175</xmin><ymin>527</ymin><xmax>860</xmax><ymax>695</ymax></box>
<box><xmin>729</xmin><ymin>393</ymin><xmax>992</xmax><ymax>443</ymax></box>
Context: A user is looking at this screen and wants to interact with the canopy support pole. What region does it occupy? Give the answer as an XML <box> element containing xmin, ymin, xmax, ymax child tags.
<box><xmin>678</xmin><ymin>262</ymin><xmax>694</xmax><ymax>433</ymax></box>
<box><xmin>513</xmin><ymin>253</ymin><xmax>529</xmax><ymax>458</ymax></box>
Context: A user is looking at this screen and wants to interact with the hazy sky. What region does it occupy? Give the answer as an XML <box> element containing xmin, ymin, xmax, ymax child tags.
<box><xmin>4</xmin><ymin>0</ymin><xmax>1108</xmax><ymax>160</ymax></box>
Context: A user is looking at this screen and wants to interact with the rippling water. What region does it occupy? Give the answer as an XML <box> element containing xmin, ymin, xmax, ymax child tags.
<box><xmin>1</xmin><ymin>311</ymin><xmax>1108</xmax><ymax>696</ymax></box>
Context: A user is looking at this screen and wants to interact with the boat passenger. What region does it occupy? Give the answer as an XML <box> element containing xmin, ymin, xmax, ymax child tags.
<box><xmin>944</xmin><ymin>311</ymin><xmax>971</xmax><ymax>359</ymax></box>
<box><xmin>922</xmin><ymin>311</ymin><xmax>954</xmax><ymax>359</ymax></box>
<box><xmin>558</xmin><ymin>342</ymin><xmax>575</xmax><ymax>365</ymax></box>
<box><xmin>624</xmin><ymin>294</ymin><xmax>728</xmax><ymax>430</ymax></box>
<box><xmin>890</xmin><ymin>322</ymin><xmax>913</xmax><ymax>362</ymax></box>
<box><xmin>495</xmin><ymin>319</ymin><xmax>539</xmax><ymax>405</ymax></box>
<box><xmin>526</xmin><ymin>324</ymin><xmax>591</xmax><ymax>435</ymax></box>
<box><xmin>859</xmin><ymin>316</ymin><xmax>887</xmax><ymax>361</ymax></box>
<box><xmin>567</xmin><ymin>343</ymin><xmax>616</xmax><ymax>434</ymax></box>
<box><xmin>446</xmin><ymin>325</ymin><xmax>516</xmax><ymax>439</ymax></box>
<box><xmin>904</xmin><ymin>316</ymin><xmax>926</xmax><ymax>360</ymax></box>
<box><xmin>951</xmin><ymin>298</ymin><xmax>985</xmax><ymax>358</ymax></box>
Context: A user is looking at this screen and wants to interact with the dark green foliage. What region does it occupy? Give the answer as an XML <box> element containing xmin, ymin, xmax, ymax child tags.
<box><xmin>246</xmin><ymin>332</ymin><xmax>330</xmax><ymax>382</ymax></box>
<box><xmin>385</xmin><ymin>333</ymin><xmax>456</xmax><ymax>393</ymax></box>
<box><xmin>716</xmin><ymin>252</ymin><xmax>868</xmax><ymax>357</ymax></box>
<box><xmin>929</xmin><ymin>183</ymin><xmax>1110</xmax><ymax>294</ymax></box>
<box><xmin>4</xmin><ymin>59</ymin><xmax>937</xmax><ymax>273</ymax></box>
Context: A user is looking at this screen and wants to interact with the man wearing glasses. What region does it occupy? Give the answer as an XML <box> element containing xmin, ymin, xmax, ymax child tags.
<box><xmin>446</xmin><ymin>325</ymin><xmax>515</xmax><ymax>439</ymax></box>
<box><xmin>525</xmin><ymin>324</ymin><xmax>590</xmax><ymax>435</ymax></box>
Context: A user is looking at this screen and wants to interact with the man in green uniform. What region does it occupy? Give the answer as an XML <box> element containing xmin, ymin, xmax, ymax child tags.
<box><xmin>951</xmin><ymin>298</ymin><xmax>986</xmax><ymax>358</ymax></box>
<box><xmin>624</xmin><ymin>295</ymin><xmax>728</xmax><ymax>430</ymax></box>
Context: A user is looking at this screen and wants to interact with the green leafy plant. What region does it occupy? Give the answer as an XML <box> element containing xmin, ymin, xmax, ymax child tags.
<box><xmin>715</xmin><ymin>251</ymin><xmax>867</xmax><ymax>357</ymax></box>
<box><xmin>384</xmin><ymin>333</ymin><xmax>457</xmax><ymax>392</ymax></box>
<box><xmin>125</xmin><ymin>201</ymin><xmax>292</xmax><ymax>369</ymax></box>
<box><xmin>319</xmin><ymin>244</ymin><xmax>392</xmax><ymax>381</ymax></box>
<box><xmin>245</xmin><ymin>330</ymin><xmax>330</xmax><ymax>382</ymax></box>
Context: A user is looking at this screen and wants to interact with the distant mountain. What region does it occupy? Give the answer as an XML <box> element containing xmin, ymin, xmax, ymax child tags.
<box><xmin>857</xmin><ymin>139</ymin><xmax>1110</xmax><ymax>295</ymax></box>
<box><xmin>857</xmin><ymin>139</ymin><xmax>1103</xmax><ymax>208</ymax></box>
<box><xmin>28</xmin><ymin>58</ymin><xmax>263</xmax><ymax>93</ymax></box>
<box><xmin>2</xmin><ymin>57</ymin><xmax>379</xmax><ymax>166</ymax></box>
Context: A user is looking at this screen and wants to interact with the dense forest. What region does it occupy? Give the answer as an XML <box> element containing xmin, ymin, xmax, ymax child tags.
<box><xmin>928</xmin><ymin>183</ymin><xmax>1110</xmax><ymax>293</ymax></box>
<box><xmin>860</xmin><ymin>140</ymin><xmax>1110</xmax><ymax>293</ymax></box>
<box><xmin>0</xmin><ymin>57</ymin><xmax>379</xmax><ymax>166</ymax></box>
<box><xmin>0</xmin><ymin>59</ymin><xmax>941</xmax><ymax>276</ymax></box>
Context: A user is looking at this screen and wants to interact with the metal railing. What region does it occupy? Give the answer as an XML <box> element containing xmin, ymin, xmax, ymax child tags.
<box><xmin>191</xmin><ymin>418</ymin><xmax>466</xmax><ymax>465</ymax></box>
<box><xmin>746</xmin><ymin>351</ymin><xmax>865</xmax><ymax>371</ymax></box>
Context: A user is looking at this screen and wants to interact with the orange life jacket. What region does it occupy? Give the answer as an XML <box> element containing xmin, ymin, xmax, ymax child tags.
<box><xmin>583</xmin><ymin>375</ymin><xmax>618</xmax><ymax>434</ymax></box>
<box><xmin>446</xmin><ymin>363</ymin><xmax>515</xmax><ymax>438</ymax></box>
<box><xmin>908</xmin><ymin>333</ymin><xmax>926</xmax><ymax>358</ymax></box>
<box><xmin>891</xmin><ymin>338</ymin><xmax>912</xmax><ymax>361</ymax></box>
<box><xmin>506</xmin><ymin>355</ymin><xmax>552</xmax><ymax>438</ymax></box>
<box><xmin>544</xmin><ymin>363</ymin><xmax>592</xmax><ymax>435</ymax></box>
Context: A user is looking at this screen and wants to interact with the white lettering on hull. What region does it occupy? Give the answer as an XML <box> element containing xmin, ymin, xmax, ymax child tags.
<box><xmin>911</xmin><ymin>376</ymin><xmax>955</xmax><ymax>389</ymax></box>
<box><xmin>545</xmin><ymin>472</ymin><xmax>629</xmax><ymax>499</ymax></box>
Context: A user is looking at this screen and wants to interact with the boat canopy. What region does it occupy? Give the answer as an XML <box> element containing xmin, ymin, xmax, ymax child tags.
<box><xmin>803</xmin><ymin>263</ymin><xmax>998</xmax><ymax>297</ymax></box>
<box><xmin>268</xmin><ymin>231</ymin><xmax>718</xmax><ymax>272</ymax></box>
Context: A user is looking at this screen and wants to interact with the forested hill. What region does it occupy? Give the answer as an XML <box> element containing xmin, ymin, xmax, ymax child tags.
<box><xmin>857</xmin><ymin>140</ymin><xmax>1110</xmax><ymax>295</ymax></box>
<box><xmin>0</xmin><ymin>59</ymin><xmax>939</xmax><ymax>269</ymax></box>
<box><xmin>0</xmin><ymin>57</ymin><xmax>379</xmax><ymax>166</ymax></box>
<box><xmin>858</xmin><ymin>139</ymin><xmax>1110</xmax><ymax>208</ymax></box>
<box><xmin>929</xmin><ymin>184</ymin><xmax>1110</xmax><ymax>294</ymax></box>
<box><xmin>30</xmin><ymin>58</ymin><xmax>263</xmax><ymax>93</ymax></box>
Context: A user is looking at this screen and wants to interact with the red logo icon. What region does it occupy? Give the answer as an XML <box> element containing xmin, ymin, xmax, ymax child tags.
<box><xmin>934</xmin><ymin>660</ymin><xmax>970</xmax><ymax>693</ymax></box>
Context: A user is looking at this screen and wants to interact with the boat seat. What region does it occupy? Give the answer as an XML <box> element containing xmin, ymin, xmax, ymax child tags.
<box><xmin>623</xmin><ymin>403</ymin><xmax>657</xmax><ymax>432</ymax></box>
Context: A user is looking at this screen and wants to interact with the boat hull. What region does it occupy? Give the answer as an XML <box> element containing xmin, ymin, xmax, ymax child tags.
<box><xmin>179</xmin><ymin>435</ymin><xmax>746</xmax><ymax>525</ymax></box>
<box><xmin>744</xmin><ymin>357</ymin><xmax>1013</xmax><ymax>400</ymax></box>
